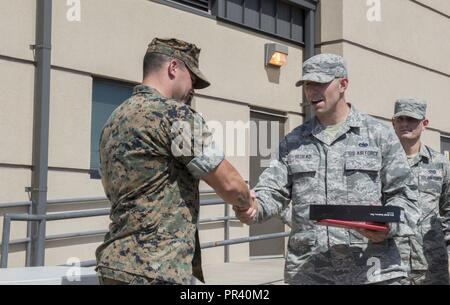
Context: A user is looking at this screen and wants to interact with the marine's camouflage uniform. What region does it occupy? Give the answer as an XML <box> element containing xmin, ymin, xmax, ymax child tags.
<box><xmin>95</xmin><ymin>84</ymin><xmax>223</xmax><ymax>284</ymax></box>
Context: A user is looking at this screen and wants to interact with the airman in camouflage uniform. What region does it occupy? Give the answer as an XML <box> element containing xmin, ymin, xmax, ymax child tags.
<box><xmin>392</xmin><ymin>99</ymin><xmax>450</xmax><ymax>285</ymax></box>
<box><xmin>280</xmin><ymin>203</ymin><xmax>293</xmax><ymax>227</ymax></box>
<box><xmin>236</xmin><ymin>54</ymin><xmax>419</xmax><ymax>284</ymax></box>
<box><xmin>96</xmin><ymin>38</ymin><xmax>254</xmax><ymax>285</ymax></box>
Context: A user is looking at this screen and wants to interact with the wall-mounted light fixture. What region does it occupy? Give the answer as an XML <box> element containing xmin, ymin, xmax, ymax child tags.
<box><xmin>264</xmin><ymin>43</ymin><xmax>288</xmax><ymax>67</ymax></box>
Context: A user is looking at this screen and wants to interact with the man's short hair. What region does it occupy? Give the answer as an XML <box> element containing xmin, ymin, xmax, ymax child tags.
<box><xmin>143</xmin><ymin>52</ymin><xmax>168</xmax><ymax>76</ymax></box>
<box><xmin>143</xmin><ymin>52</ymin><xmax>187</xmax><ymax>76</ymax></box>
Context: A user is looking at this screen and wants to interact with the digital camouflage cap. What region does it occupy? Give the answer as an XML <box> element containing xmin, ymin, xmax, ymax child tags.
<box><xmin>295</xmin><ymin>53</ymin><xmax>347</xmax><ymax>87</ymax></box>
<box><xmin>393</xmin><ymin>98</ymin><xmax>427</xmax><ymax>120</ymax></box>
<box><xmin>147</xmin><ymin>38</ymin><xmax>210</xmax><ymax>89</ymax></box>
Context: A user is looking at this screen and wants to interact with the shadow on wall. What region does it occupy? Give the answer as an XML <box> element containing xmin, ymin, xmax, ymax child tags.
<box><xmin>265</xmin><ymin>66</ymin><xmax>281</xmax><ymax>84</ymax></box>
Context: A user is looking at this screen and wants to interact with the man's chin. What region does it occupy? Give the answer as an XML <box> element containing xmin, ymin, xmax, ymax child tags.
<box><xmin>398</xmin><ymin>135</ymin><xmax>419</xmax><ymax>142</ymax></box>
<box><xmin>312</xmin><ymin>107</ymin><xmax>328</xmax><ymax>116</ymax></box>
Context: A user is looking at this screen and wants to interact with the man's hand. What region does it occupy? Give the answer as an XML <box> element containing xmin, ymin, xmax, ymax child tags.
<box><xmin>202</xmin><ymin>160</ymin><xmax>253</xmax><ymax>209</ymax></box>
<box><xmin>355</xmin><ymin>228</ymin><xmax>388</xmax><ymax>243</ymax></box>
<box><xmin>233</xmin><ymin>190</ymin><xmax>257</xmax><ymax>225</ymax></box>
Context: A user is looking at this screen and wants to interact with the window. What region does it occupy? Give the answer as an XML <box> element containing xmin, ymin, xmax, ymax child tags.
<box><xmin>441</xmin><ymin>136</ymin><xmax>450</xmax><ymax>160</ymax></box>
<box><xmin>162</xmin><ymin>0</ymin><xmax>210</xmax><ymax>12</ymax></box>
<box><xmin>90</xmin><ymin>79</ymin><xmax>134</xmax><ymax>178</ymax></box>
<box><xmin>211</xmin><ymin>0</ymin><xmax>311</xmax><ymax>44</ymax></box>
<box><xmin>156</xmin><ymin>0</ymin><xmax>317</xmax><ymax>44</ymax></box>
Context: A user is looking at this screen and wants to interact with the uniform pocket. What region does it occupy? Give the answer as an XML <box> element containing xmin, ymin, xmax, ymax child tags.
<box><xmin>289</xmin><ymin>159</ymin><xmax>319</xmax><ymax>199</ymax></box>
<box><xmin>418</xmin><ymin>168</ymin><xmax>443</xmax><ymax>195</ymax></box>
<box><xmin>289</xmin><ymin>231</ymin><xmax>317</xmax><ymax>255</ymax></box>
<box><xmin>289</xmin><ymin>203</ymin><xmax>322</xmax><ymax>255</ymax></box>
<box><xmin>345</xmin><ymin>149</ymin><xmax>382</xmax><ymax>203</ymax></box>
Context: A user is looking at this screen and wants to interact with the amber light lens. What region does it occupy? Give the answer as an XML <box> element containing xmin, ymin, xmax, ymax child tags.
<box><xmin>268</xmin><ymin>52</ymin><xmax>287</xmax><ymax>66</ymax></box>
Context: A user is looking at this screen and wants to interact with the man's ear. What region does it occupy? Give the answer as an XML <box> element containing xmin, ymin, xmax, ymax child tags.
<box><xmin>339</xmin><ymin>77</ymin><xmax>349</xmax><ymax>92</ymax></box>
<box><xmin>167</xmin><ymin>59</ymin><xmax>178</xmax><ymax>80</ymax></box>
<box><xmin>422</xmin><ymin>118</ymin><xmax>429</xmax><ymax>129</ymax></box>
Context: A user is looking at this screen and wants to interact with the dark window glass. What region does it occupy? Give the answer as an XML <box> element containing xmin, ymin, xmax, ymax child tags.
<box><xmin>277</xmin><ymin>2</ymin><xmax>291</xmax><ymax>39</ymax></box>
<box><xmin>211</xmin><ymin>0</ymin><xmax>309</xmax><ymax>44</ymax></box>
<box><xmin>90</xmin><ymin>79</ymin><xmax>134</xmax><ymax>178</ymax></box>
<box><xmin>243</xmin><ymin>0</ymin><xmax>259</xmax><ymax>28</ymax></box>
<box><xmin>169</xmin><ymin>0</ymin><xmax>210</xmax><ymax>12</ymax></box>
<box><xmin>441</xmin><ymin>136</ymin><xmax>450</xmax><ymax>160</ymax></box>
<box><xmin>260</xmin><ymin>0</ymin><xmax>276</xmax><ymax>33</ymax></box>
<box><xmin>226</xmin><ymin>0</ymin><xmax>243</xmax><ymax>23</ymax></box>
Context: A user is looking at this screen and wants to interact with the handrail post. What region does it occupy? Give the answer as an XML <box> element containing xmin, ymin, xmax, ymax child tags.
<box><xmin>1</xmin><ymin>216</ymin><xmax>12</xmax><ymax>268</ymax></box>
<box><xmin>25</xmin><ymin>204</ymin><xmax>33</xmax><ymax>266</ymax></box>
<box><xmin>224</xmin><ymin>203</ymin><xmax>230</xmax><ymax>263</ymax></box>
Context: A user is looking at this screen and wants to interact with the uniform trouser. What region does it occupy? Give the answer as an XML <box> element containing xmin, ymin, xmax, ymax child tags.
<box><xmin>409</xmin><ymin>271</ymin><xmax>427</xmax><ymax>285</ymax></box>
<box><xmin>370</xmin><ymin>277</ymin><xmax>411</xmax><ymax>285</ymax></box>
<box><xmin>408</xmin><ymin>270</ymin><xmax>450</xmax><ymax>285</ymax></box>
<box><xmin>286</xmin><ymin>275</ymin><xmax>412</xmax><ymax>285</ymax></box>
<box><xmin>99</xmin><ymin>275</ymin><xmax>177</xmax><ymax>285</ymax></box>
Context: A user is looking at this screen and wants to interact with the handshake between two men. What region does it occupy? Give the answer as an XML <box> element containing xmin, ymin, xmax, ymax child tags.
<box><xmin>232</xmin><ymin>189</ymin><xmax>390</xmax><ymax>244</ymax></box>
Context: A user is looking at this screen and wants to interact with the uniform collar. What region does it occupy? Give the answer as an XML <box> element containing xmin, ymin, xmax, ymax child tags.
<box><xmin>309</xmin><ymin>104</ymin><xmax>363</xmax><ymax>133</ymax></box>
<box><xmin>408</xmin><ymin>143</ymin><xmax>430</xmax><ymax>167</ymax></box>
<box><xmin>132</xmin><ymin>84</ymin><xmax>164</xmax><ymax>98</ymax></box>
<box><xmin>419</xmin><ymin>143</ymin><xmax>431</xmax><ymax>160</ymax></box>
<box><xmin>346</xmin><ymin>105</ymin><xmax>364</xmax><ymax>128</ymax></box>
<box><xmin>308</xmin><ymin>104</ymin><xmax>363</xmax><ymax>145</ymax></box>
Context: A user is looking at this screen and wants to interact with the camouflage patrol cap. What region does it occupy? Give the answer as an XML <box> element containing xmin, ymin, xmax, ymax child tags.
<box><xmin>393</xmin><ymin>98</ymin><xmax>427</xmax><ymax>120</ymax></box>
<box><xmin>295</xmin><ymin>53</ymin><xmax>348</xmax><ymax>87</ymax></box>
<box><xmin>147</xmin><ymin>38</ymin><xmax>210</xmax><ymax>89</ymax></box>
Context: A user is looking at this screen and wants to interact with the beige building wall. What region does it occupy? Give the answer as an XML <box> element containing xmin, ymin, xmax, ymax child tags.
<box><xmin>415</xmin><ymin>0</ymin><xmax>450</xmax><ymax>15</ymax></box>
<box><xmin>342</xmin><ymin>0</ymin><xmax>450</xmax><ymax>74</ymax></box>
<box><xmin>287</xmin><ymin>113</ymin><xmax>303</xmax><ymax>133</ymax></box>
<box><xmin>318</xmin><ymin>0</ymin><xmax>450</xmax><ymax>144</ymax></box>
<box><xmin>2</xmin><ymin>0</ymin><xmax>448</xmax><ymax>269</ymax></box>
<box><xmin>422</xmin><ymin>129</ymin><xmax>442</xmax><ymax>151</ymax></box>
<box><xmin>0</xmin><ymin>57</ymin><xmax>35</xmax><ymax>266</ymax></box>
<box><xmin>0</xmin><ymin>59</ymin><xmax>34</xmax><ymax>168</ymax></box>
<box><xmin>1</xmin><ymin>0</ymin><xmax>303</xmax><ymax>267</ymax></box>
<box><xmin>48</xmin><ymin>70</ymin><xmax>92</xmax><ymax>170</ymax></box>
<box><xmin>0</xmin><ymin>0</ymin><xmax>36</xmax><ymax>62</ymax></box>
<box><xmin>195</xmin><ymin>97</ymin><xmax>251</xmax><ymax>262</ymax></box>
<box><xmin>51</xmin><ymin>0</ymin><xmax>304</xmax><ymax>113</ymax></box>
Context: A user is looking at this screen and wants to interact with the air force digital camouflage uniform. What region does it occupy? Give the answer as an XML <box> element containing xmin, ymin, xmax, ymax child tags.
<box><xmin>95</xmin><ymin>38</ymin><xmax>223</xmax><ymax>284</ymax></box>
<box><xmin>394</xmin><ymin>99</ymin><xmax>450</xmax><ymax>285</ymax></box>
<box><xmin>253</xmin><ymin>54</ymin><xmax>419</xmax><ymax>284</ymax></box>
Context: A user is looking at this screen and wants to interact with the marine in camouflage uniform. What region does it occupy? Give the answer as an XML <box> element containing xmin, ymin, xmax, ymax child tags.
<box><xmin>247</xmin><ymin>54</ymin><xmax>420</xmax><ymax>284</ymax></box>
<box><xmin>392</xmin><ymin>99</ymin><xmax>450</xmax><ymax>285</ymax></box>
<box><xmin>95</xmin><ymin>38</ymin><xmax>251</xmax><ymax>285</ymax></box>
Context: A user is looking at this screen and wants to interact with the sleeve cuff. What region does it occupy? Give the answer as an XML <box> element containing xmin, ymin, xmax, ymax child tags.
<box><xmin>186</xmin><ymin>146</ymin><xmax>225</xmax><ymax>179</ymax></box>
<box><xmin>255</xmin><ymin>201</ymin><xmax>264</xmax><ymax>223</ymax></box>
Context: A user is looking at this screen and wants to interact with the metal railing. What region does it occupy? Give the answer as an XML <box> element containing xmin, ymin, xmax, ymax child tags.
<box><xmin>0</xmin><ymin>191</ymin><xmax>289</xmax><ymax>268</ymax></box>
<box><xmin>0</xmin><ymin>196</ymin><xmax>109</xmax><ymax>210</ymax></box>
<box><xmin>1</xmin><ymin>209</ymin><xmax>110</xmax><ymax>267</ymax></box>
